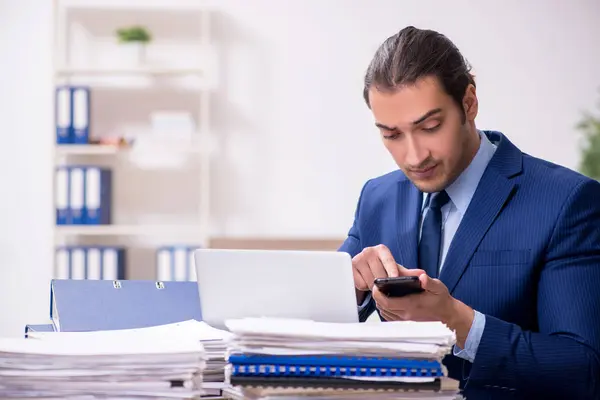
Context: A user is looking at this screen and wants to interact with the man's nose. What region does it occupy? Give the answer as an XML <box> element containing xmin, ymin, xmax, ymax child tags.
<box><xmin>405</xmin><ymin>136</ymin><xmax>429</xmax><ymax>168</ymax></box>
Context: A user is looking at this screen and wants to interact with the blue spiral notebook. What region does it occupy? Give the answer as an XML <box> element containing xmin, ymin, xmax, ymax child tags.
<box><xmin>228</xmin><ymin>354</ymin><xmax>444</xmax><ymax>378</ymax></box>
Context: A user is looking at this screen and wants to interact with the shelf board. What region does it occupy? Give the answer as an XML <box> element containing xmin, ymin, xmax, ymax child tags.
<box><xmin>55</xmin><ymin>144</ymin><xmax>125</xmax><ymax>155</ymax></box>
<box><xmin>59</xmin><ymin>0</ymin><xmax>210</xmax><ymax>12</ymax></box>
<box><xmin>55</xmin><ymin>225</ymin><xmax>202</xmax><ymax>236</ymax></box>
<box><xmin>56</xmin><ymin>66</ymin><xmax>204</xmax><ymax>77</ymax></box>
<box><xmin>54</xmin><ymin>142</ymin><xmax>204</xmax><ymax>156</ymax></box>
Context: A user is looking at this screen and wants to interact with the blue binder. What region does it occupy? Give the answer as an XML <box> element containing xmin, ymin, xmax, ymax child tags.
<box><xmin>71</xmin><ymin>86</ymin><xmax>90</xmax><ymax>144</ymax></box>
<box><xmin>55</xmin><ymin>86</ymin><xmax>73</xmax><ymax>144</ymax></box>
<box><xmin>156</xmin><ymin>245</ymin><xmax>201</xmax><ymax>281</ymax></box>
<box><xmin>84</xmin><ymin>246</ymin><xmax>126</xmax><ymax>280</ymax></box>
<box><xmin>55</xmin><ymin>166</ymin><xmax>70</xmax><ymax>225</ymax></box>
<box><xmin>83</xmin><ymin>167</ymin><xmax>112</xmax><ymax>225</ymax></box>
<box><xmin>69</xmin><ymin>166</ymin><xmax>86</xmax><ymax>225</ymax></box>
<box><xmin>54</xmin><ymin>246</ymin><xmax>127</xmax><ymax>280</ymax></box>
<box><xmin>49</xmin><ymin>279</ymin><xmax>202</xmax><ymax>332</ymax></box>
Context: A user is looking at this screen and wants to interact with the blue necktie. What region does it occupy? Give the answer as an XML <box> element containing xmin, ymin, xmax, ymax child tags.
<box><xmin>418</xmin><ymin>190</ymin><xmax>450</xmax><ymax>278</ymax></box>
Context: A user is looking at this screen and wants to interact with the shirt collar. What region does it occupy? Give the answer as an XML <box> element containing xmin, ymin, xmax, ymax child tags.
<box><xmin>423</xmin><ymin>130</ymin><xmax>497</xmax><ymax>215</ymax></box>
<box><xmin>445</xmin><ymin>130</ymin><xmax>497</xmax><ymax>215</ymax></box>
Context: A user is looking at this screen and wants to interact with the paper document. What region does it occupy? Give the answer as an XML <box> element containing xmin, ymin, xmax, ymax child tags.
<box><xmin>224</xmin><ymin>317</ymin><xmax>460</xmax><ymax>399</ymax></box>
<box><xmin>1</xmin><ymin>320</ymin><xmax>226</xmax><ymax>398</ymax></box>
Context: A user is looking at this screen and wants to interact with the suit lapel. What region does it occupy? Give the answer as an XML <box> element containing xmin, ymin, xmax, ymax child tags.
<box><xmin>395</xmin><ymin>180</ymin><xmax>422</xmax><ymax>270</ymax></box>
<box><xmin>440</xmin><ymin>174</ymin><xmax>515</xmax><ymax>293</ymax></box>
<box><xmin>439</xmin><ymin>131</ymin><xmax>522</xmax><ymax>294</ymax></box>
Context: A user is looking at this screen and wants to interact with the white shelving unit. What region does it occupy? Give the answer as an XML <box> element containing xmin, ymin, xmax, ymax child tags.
<box><xmin>52</xmin><ymin>0</ymin><xmax>216</xmax><ymax>279</ymax></box>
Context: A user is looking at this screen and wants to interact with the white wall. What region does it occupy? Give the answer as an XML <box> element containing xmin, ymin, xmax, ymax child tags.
<box><xmin>208</xmin><ymin>0</ymin><xmax>600</xmax><ymax>237</ymax></box>
<box><xmin>0</xmin><ymin>0</ymin><xmax>54</xmax><ymax>336</ymax></box>
<box><xmin>0</xmin><ymin>0</ymin><xmax>599</xmax><ymax>336</ymax></box>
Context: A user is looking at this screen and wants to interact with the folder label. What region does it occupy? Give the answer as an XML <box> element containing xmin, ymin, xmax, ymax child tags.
<box><xmin>103</xmin><ymin>248</ymin><xmax>118</xmax><ymax>280</ymax></box>
<box><xmin>71</xmin><ymin>248</ymin><xmax>86</xmax><ymax>280</ymax></box>
<box><xmin>55</xmin><ymin>248</ymin><xmax>70</xmax><ymax>279</ymax></box>
<box><xmin>87</xmin><ymin>248</ymin><xmax>101</xmax><ymax>280</ymax></box>
<box><xmin>157</xmin><ymin>249</ymin><xmax>172</xmax><ymax>281</ymax></box>
<box><xmin>174</xmin><ymin>248</ymin><xmax>187</xmax><ymax>281</ymax></box>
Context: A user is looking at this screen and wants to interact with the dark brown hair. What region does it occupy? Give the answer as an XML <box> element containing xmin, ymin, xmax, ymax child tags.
<box><xmin>363</xmin><ymin>26</ymin><xmax>475</xmax><ymax>118</ymax></box>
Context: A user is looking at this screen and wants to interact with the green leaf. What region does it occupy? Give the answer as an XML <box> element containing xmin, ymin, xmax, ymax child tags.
<box><xmin>576</xmin><ymin>95</ymin><xmax>600</xmax><ymax>180</ymax></box>
<box><xmin>115</xmin><ymin>26</ymin><xmax>152</xmax><ymax>43</ymax></box>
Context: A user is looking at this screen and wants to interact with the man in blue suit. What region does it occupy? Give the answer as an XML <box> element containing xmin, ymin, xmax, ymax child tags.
<box><xmin>339</xmin><ymin>26</ymin><xmax>600</xmax><ymax>399</ymax></box>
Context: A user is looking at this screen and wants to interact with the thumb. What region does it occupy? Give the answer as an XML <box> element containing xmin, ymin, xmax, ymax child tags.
<box><xmin>419</xmin><ymin>273</ymin><xmax>442</xmax><ymax>294</ymax></box>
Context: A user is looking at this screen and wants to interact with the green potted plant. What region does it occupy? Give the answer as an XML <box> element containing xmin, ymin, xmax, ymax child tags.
<box><xmin>577</xmin><ymin>91</ymin><xmax>600</xmax><ymax>181</ymax></box>
<box><xmin>115</xmin><ymin>25</ymin><xmax>152</xmax><ymax>66</ymax></box>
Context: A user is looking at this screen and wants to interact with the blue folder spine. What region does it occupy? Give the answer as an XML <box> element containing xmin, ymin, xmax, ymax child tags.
<box><xmin>156</xmin><ymin>245</ymin><xmax>201</xmax><ymax>281</ymax></box>
<box><xmin>55</xmin><ymin>166</ymin><xmax>70</xmax><ymax>225</ymax></box>
<box><xmin>100</xmin><ymin>246</ymin><xmax>127</xmax><ymax>280</ymax></box>
<box><xmin>55</xmin><ymin>86</ymin><xmax>73</xmax><ymax>144</ymax></box>
<box><xmin>68</xmin><ymin>166</ymin><xmax>86</xmax><ymax>225</ymax></box>
<box><xmin>54</xmin><ymin>246</ymin><xmax>127</xmax><ymax>280</ymax></box>
<box><xmin>71</xmin><ymin>86</ymin><xmax>90</xmax><ymax>144</ymax></box>
<box><xmin>83</xmin><ymin>167</ymin><xmax>112</xmax><ymax>225</ymax></box>
<box><xmin>54</xmin><ymin>246</ymin><xmax>70</xmax><ymax>279</ymax></box>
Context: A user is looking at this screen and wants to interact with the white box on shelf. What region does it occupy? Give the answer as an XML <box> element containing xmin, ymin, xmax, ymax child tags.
<box><xmin>150</xmin><ymin>111</ymin><xmax>196</xmax><ymax>136</ymax></box>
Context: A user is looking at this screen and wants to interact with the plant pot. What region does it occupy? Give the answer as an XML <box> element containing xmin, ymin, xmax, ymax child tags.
<box><xmin>115</xmin><ymin>42</ymin><xmax>146</xmax><ymax>68</ymax></box>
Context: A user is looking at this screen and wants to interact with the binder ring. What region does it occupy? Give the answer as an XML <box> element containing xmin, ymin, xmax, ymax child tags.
<box><xmin>113</xmin><ymin>281</ymin><xmax>122</xmax><ymax>289</ymax></box>
<box><xmin>156</xmin><ymin>281</ymin><xmax>165</xmax><ymax>289</ymax></box>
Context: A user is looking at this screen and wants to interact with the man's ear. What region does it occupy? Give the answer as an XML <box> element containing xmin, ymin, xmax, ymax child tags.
<box><xmin>463</xmin><ymin>84</ymin><xmax>478</xmax><ymax>122</ymax></box>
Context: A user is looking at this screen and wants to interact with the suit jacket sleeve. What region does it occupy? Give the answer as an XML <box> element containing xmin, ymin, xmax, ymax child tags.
<box><xmin>338</xmin><ymin>179</ymin><xmax>378</xmax><ymax>322</ymax></box>
<box><xmin>467</xmin><ymin>179</ymin><xmax>600</xmax><ymax>398</ymax></box>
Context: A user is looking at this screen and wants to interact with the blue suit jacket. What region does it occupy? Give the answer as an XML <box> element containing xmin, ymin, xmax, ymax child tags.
<box><xmin>339</xmin><ymin>131</ymin><xmax>600</xmax><ymax>399</ymax></box>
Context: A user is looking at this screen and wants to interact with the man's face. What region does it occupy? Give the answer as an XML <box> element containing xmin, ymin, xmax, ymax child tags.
<box><xmin>368</xmin><ymin>76</ymin><xmax>479</xmax><ymax>193</ymax></box>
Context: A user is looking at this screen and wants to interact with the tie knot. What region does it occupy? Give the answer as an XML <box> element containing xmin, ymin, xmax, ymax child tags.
<box><xmin>429</xmin><ymin>190</ymin><xmax>450</xmax><ymax>210</ymax></box>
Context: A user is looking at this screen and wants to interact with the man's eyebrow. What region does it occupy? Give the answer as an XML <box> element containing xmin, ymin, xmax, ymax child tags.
<box><xmin>412</xmin><ymin>108</ymin><xmax>442</xmax><ymax>125</ymax></box>
<box><xmin>375</xmin><ymin>122</ymin><xmax>396</xmax><ymax>131</ymax></box>
<box><xmin>374</xmin><ymin>108</ymin><xmax>443</xmax><ymax>131</ymax></box>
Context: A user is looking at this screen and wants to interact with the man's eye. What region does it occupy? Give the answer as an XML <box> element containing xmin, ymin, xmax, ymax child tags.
<box><xmin>423</xmin><ymin>123</ymin><xmax>441</xmax><ymax>132</ymax></box>
<box><xmin>383</xmin><ymin>132</ymin><xmax>400</xmax><ymax>140</ymax></box>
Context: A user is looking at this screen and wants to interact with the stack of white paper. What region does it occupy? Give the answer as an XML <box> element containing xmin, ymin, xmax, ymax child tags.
<box><xmin>4</xmin><ymin>320</ymin><xmax>229</xmax><ymax>399</ymax></box>
<box><xmin>226</xmin><ymin>317</ymin><xmax>455</xmax><ymax>359</ymax></box>
<box><xmin>176</xmin><ymin>320</ymin><xmax>234</xmax><ymax>386</ymax></box>
<box><xmin>223</xmin><ymin>317</ymin><xmax>462</xmax><ymax>400</ymax></box>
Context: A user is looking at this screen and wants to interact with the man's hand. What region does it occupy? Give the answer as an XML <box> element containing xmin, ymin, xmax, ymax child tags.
<box><xmin>352</xmin><ymin>244</ymin><xmax>424</xmax><ymax>304</ymax></box>
<box><xmin>372</xmin><ymin>272</ymin><xmax>475</xmax><ymax>348</ymax></box>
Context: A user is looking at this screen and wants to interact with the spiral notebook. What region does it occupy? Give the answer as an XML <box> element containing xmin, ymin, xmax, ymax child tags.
<box><xmin>228</xmin><ymin>354</ymin><xmax>444</xmax><ymax>379</ymax></box>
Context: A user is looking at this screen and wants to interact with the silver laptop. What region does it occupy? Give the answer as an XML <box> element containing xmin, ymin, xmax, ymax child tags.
<box><xmin>193</xmin><ymin>248</ymin><xmax>359</xmax><ymax>329</ymax></box>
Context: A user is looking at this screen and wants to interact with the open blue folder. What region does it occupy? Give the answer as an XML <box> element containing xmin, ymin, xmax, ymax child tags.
<box><xmin>49</xmin><ymin>279</ymin><xmax>202</xmax><ymax>332</ymax></box>
<box><xmin>24</xmin><ymin>324</ymin><xmax>55</xmax><ymax>337</ymax></box>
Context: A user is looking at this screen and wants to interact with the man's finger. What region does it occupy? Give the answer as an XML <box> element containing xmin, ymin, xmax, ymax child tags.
<box><xmin>419</xmin><ymin>273</ymin><xmax>441</xmax><ymax>293</ymax></box>
<box><xmin>401</xmin><ymin>267</ymin><xmax>426</xmax><ymax>277</ymax></box>
<box><xmin>353</xmin><ymin>267</ymin><xmax>368</xmax><ymax>291</ymax></box>
<box><xmin>376</xmin><ymin>246</ymin><xmax>400</xmax><ymax>277</ymax></box>
<box><xmin>379</xmin><ymin>309</ymin><xmax>397</xmax><ymax>321</ymax></box>
<box><xmin>367</xmin><ymin>258</ymin><xmax>387</xmax><ymax>279</ymax></box>
<box><xmin>371</xmin><ymin>285</ymin><xmax>385</xmax><ymax>305</ymax></box>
